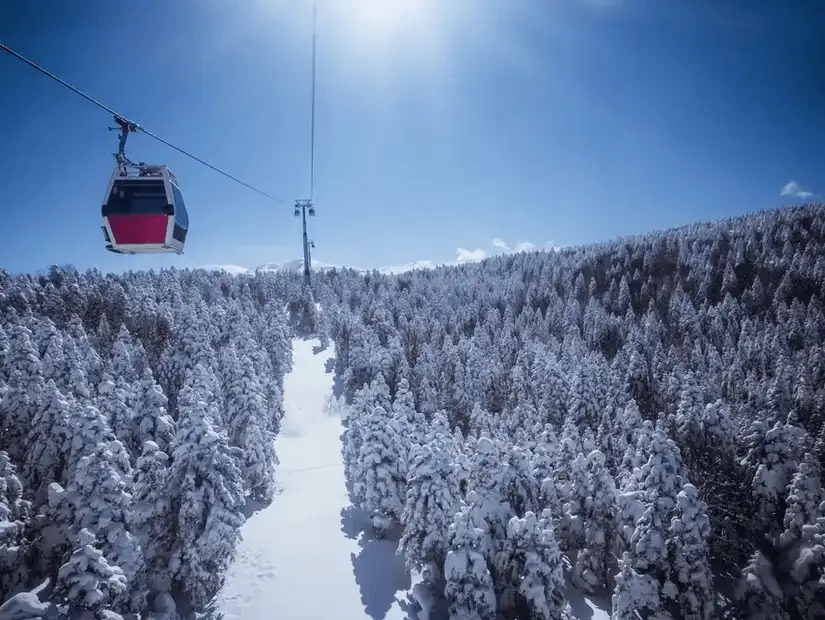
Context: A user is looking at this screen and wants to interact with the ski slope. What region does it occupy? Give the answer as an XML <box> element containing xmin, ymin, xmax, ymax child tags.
<box><xmin>214</xmin><ymin>338</ymin><xmax>412</xmax><ymax>620</ymax></box>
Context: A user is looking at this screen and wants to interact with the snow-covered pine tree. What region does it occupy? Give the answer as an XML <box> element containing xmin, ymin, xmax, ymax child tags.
<box><xmin>665</xmin><ymin>483</ymin><xmax>713</xmax><ymax>620</ymax></box>
<box><xmin>500</xmin><ymin>444</ymin><xmax>540</xmax><ymax>519</ymax></box>
<box><xmin>557</xmin><ymin>453</ymin><xmax>588</xmax><ymax>553</ymax></box>
<box><xmin>131</xmin><ymin>441</ymin><xmax>175</xmax><ymax>597</ymax></box>
<box><xmin>611</xmin><ymin>551</ymin><xmax>662</xmax><ymax>620</ymax></box>
<box><xmin>68</xmin><ymin>314</ymin><xmax>103</xmax><ymax>387</ymax></box>
<box><xmin>132</xmin><ymin>367</ymin><xmax>175</xmax><ymax>455</ymax></box>
<box><xmin>742</xmin><ymin>417</ymin><xmax>808</xmax><ymax>535</ymax></box>
<box><xmin>778</xmin><ymin>455</ymin><xmax>825</xmax><ymax>617</ymax></box>
<box><xmin>567</xmin><ymin>360</ymin><xmax>599</xmax><ymax>428</ymax></box>
<box><xmin>444</xmin><ymin>501</ymin><xmax>497</xmax><ymax>620</ymax></box>
<box><xmin>345</xmin><ymin>373</ymin><xmax>395</xmax><ymax>501</ymax></box>
<box><xmin>159</xmin><ymin>315</ymin><xmax>219</xmax><ymax>418</ymax></box>
<box><xmin>498</xmin><ymin>510</ymin><xmax>566</xmax><ymax>619</ymax></box>
<box><xmin>467</xmin><ymin>437</ymin><xmax>511</xmax><ymax>562</ymax></box>
<box><xmin>261</xmin><ymin>300</ymin><xmax>292</xmax><ymax>384</ymax></box>
<box><xmin>66</xmin><ymin>402</ymin><xmax>118</xmax><ymax>480</ymax></box>
<box><xmin>96</xmin><ymin>314</ymin><xmax>115</xmax><ymax>358</ymax></box>
<box><xmin>97</xmin><ymin>372</ymin><xmax>133</xmax><ymax>456</ymax></box>
<box><xmin>24</xmin><ymin>380</ymin><xmax>73</xmax><ymax>507</ymax></box>
<box><xmin>54</xmin><ymin>528</ymin><xmax>128</xmax><ymax>619</ymax></box>
<box><xmin>674</xmin><ymin>371</ymin><xmax>705</xmax><ymax>459</ymax></box>
<box><xmin>0</xmin><ymin>371</ymin><xmax>34</xmax><ymax>464</ymax></box>
<box><xmin>111</xmin><ymin>323</ymin><xmax>146</xmax><ymax>384</ymax></box>
<box><xmin>65</xmin><ymin>443</ymin><xmax>146</xmax><ymax>613</ymax></box>
<box><xmin>700</xmin><ymin>398</ymin><xmax>735</xmax><ymax>454</ymax></box>
<box><xmin>39</xmin><ymin>321</ymin><xmax>68</xmax><ymax>389</ymax></box>
<box><xmin>64</xmin><ymin>336</ymin><xmax>94</xmax><ymax>402</ymax></box>
<box><xmin>469</xmin><ymin>403</ymin><xmax>495</xmax><ymax>439</ymax></box>
<box><xmin>0</xmin><ymin>323</ymin><xmax>8</xmax><ymax>383</ymax></box>
<box><xmin>6</xmin><ymin>323</ymin><xmax>44</xmax><ymax>404</ymax></box>
<box><xmin>0</xmin><ymin>451</ymin><xmax>30</xmax><ymax>600</ymax></box>
<box><xmin>611</xmin><ymin>429</ymin><xmax>688</xmax><ymax>614</ymax></box>
<box><xmin>733</xmin><ymin>550</ymin><xmax>790</xmax><ymax>620</ymax></box>
<box><xmin>391</xmin><ymin>377</ymin><xmax>426</xmax><ymax>462</ymax></box>
<box><xmin>358</xmin><ymin>405</ymin><xmax>406</xmax><ymax>537</ymax></box>
<box><xmin>531</xmin><ymin>424</ymin><xmax>559</xmax><ymax>505</ymax></box>
<box><xmin>398</xmin><ymin>434</ymin><xmax>460</xmax><ymax>574</ymax></box>
<box><xmin>221</xmin><ymin>346</ymin><xmax>278</xmax><ymax>501</ymax></box>
<box><xmin>553</xmin><ymin>417</ymin><xmax>583</xmax><ymax>499</ymax></box>
<box><xmin>573</xmin><ymin>450</ymin><xmax>617</xmax><ymax>593</ymax></box>
<box><xmin>166</xmin><ymin>364</ymin><xmax>246</xmax><ymax>608</ymax></box>
<box><xmin>293</xmin><ymin>284</ymin><xmax>319</xmax><ymax>334</ymax></box>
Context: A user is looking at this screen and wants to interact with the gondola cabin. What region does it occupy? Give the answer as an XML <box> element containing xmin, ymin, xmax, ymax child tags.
<box><xmin>101</xmin><ymin>164</ymin><xmax>188</xmax><ymax>254</ymax></box>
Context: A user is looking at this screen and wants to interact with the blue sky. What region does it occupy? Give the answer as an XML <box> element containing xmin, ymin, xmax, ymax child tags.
<box><xmin>0</xmin><ymin>0</ymin><xmax>822</xmax><ymax>275</ymax></box>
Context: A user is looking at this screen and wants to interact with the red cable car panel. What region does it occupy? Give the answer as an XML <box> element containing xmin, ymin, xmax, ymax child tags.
<box><xmin>106</xmin><ymin>214</ymin><xmax>170</xmax><ymax>245</ymax></box>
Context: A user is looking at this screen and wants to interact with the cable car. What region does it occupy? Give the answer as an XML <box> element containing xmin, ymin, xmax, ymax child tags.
<box><xmin>100</xmin><ymin>164</ymin><xmax>188</xmax><ymax>254</ymax></box>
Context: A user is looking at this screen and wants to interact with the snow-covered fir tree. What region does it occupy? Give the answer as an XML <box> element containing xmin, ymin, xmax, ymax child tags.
<box><xmin>166</xmin><ymin>365</ymin><xmax>246</xmax><ymax>608</ymax></box>
<box><xmin>54</xmin><ymin>528</ymin><xmax>128</xmax><ymax>619</ymax></box>
<box><xmin>358</xmin><ymin>405</ymin><xmax>406</xmax><ymax>536</ymax></box>
<box><xmin>665</xmin><ymin>483</ymin><xmax>714</xmax><ymax>620</ymax></box>
<box><xmin>444</xmin><ymin>500</ymin><xmax>497</xmax><ymax>620</ymax></box>
<box><xmin>498</xmin><ymin>510</ymin><xmax>566</xmax><ymax>619</ymax></box>
<box><xmin>398</xmin><ymin>434</ymin><xmax>460</xmax><ymax>574</ymax></box>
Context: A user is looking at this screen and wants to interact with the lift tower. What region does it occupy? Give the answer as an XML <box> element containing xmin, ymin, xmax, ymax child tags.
<box><xmin>294</xmin><ymin>199</ymin><xmax>315</xmax><ymax>287</ymax></box>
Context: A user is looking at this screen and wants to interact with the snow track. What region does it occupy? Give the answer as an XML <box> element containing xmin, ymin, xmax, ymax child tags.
<box><xmin>214</xmin><ymin>338</ymin><xmax>411</xmax><ymax>620</ymax></box>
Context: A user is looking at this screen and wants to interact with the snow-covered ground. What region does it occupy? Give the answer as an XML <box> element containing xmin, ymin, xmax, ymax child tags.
<box><xmin>214</xmin><ymin>338</ymin><xmax>411</xmax><ymax>620</ymax></box>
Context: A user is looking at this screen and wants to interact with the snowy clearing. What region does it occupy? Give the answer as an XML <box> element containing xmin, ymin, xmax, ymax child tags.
<box><xmin>213</xmin><ymin>338</ymin><xmax>412</xmax><ymax>620</ymax></box>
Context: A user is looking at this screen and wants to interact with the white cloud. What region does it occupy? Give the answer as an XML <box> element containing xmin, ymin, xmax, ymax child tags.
<box><xmin>489</xmin><ymin>238</ymin><xmax>536</xmax><ymax>254</ymax></box>
<box><xmin>781</xmin><ymin>180</ymin><xmax>814</xmax><ymax>199</ymax></box>
<box><xmin>455</xmin><ymin>247</ymin><xmax>487</xmax><ymax>264</ymax></box>
<box><xmin>384</xmin><ymin>237</ymin><xmax>540</xmax><ymax>274</ymax></box>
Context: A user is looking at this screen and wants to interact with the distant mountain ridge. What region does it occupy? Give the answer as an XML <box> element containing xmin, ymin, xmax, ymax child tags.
<box><xmin>250</xmin><ymin>259</ymin><xmax>369</xmax><ymax>274</ymax></box>
<box><xmin>203</xmin><ymin>259</ymin><xmax>440</xmax><ymax>276</ymax></box>
<box><xmin>203</xmin><ymin>260</ymin><xmax>368</xmax><ymax>276</ymax></box>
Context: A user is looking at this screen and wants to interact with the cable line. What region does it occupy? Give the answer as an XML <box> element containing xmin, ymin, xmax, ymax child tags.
<box><xmin>0</xmin><ymin>40</ymin><xmax>289</xmax><ymax>205</ymax></box>
<box><xmin>309</xmin><ymin>0</ymin><xmax>318</xmax><ymax>200</ymax></box>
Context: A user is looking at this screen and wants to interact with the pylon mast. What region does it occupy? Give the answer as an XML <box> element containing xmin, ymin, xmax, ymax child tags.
<box><xmin>294</xmin><ymin>199</ymin><xmax>315</xmax><ymax>286</ymax></box>
<box><xmin>294</xmin><ymin>0</ymin><xmax>318</xmax><ymax>289</ymax></box>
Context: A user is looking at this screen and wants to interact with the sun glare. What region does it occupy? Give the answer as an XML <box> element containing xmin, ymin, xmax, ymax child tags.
<box><xmin>326</xmin><ymin>0</ymin><xmax>448</xmax><ymax>57</ymax></box>
<box><xmin>251</xmin><ymin>0</ymin><xmax>508</xmax><ymax>103</ymax></box>
<box><xmin>348</xmin><ymin>0</ymin><xmax>431</xmax><ymax>36</ymax></box>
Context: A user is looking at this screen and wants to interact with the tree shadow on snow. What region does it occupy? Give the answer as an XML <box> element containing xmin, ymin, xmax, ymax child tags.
<box><xmin>332</xmin><ymin>372</ymin><xmax>347</xmax><ymax>399</ymax></box>
<box><xmin>325</xmin><ymin>357</ymin><xmax>335</xmax><ymax>374</ymax></box>
<box><xmin>340</xmin><ymin>505</ymin><xmax>411</xmax><ymax>619</ymax></box>
<box><xmin>562</xmin><ymin>563</ymin><xmax>611</xmax><ymax>620</ymax></box>
<box><xmin>240</xmin><ymin>496</ymin><xmax>273</xmax><ymax>520</ymax></box>
<box><xmin>340</xmin><ymin>505</ymin><xmax>365</xmax><ymax>539</ymax></box>
<box><xmin>194</xmin><ymin>600</ymin><xmax>224</xmax><ymax>620</ymax></box>
<box><xmin>564</xmin><ymin>585</ymin><xmax>595</xmax><ymax>620</ymax></box>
